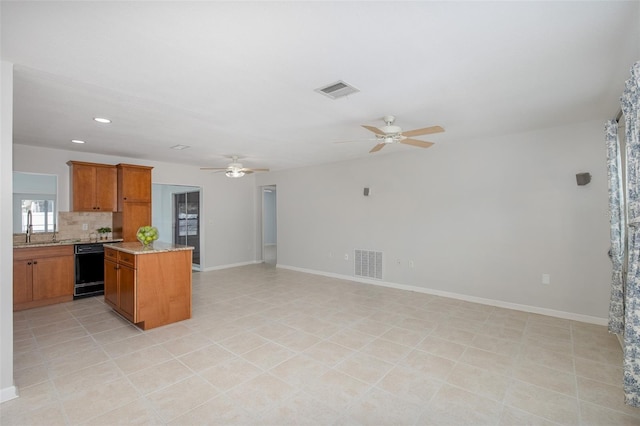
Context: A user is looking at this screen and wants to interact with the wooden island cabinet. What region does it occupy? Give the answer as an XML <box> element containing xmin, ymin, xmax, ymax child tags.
<box><xmin>104</xmin><ymin>242</ymin><xmax>193</xmax><ymax>330</ymax></box>
<box><xmin>13</xmin><ymin>245</ymin><xmax>74</xmax><ymax>311</ymax></box>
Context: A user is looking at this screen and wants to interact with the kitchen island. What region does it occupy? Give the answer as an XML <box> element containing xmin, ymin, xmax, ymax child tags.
<box><xmin>104</xmin><ymin>242</ymin><xmax>193</xmax><ymax>330</ymax></box>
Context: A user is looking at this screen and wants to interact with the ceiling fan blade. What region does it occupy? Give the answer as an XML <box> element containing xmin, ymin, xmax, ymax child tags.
<box><xmin>369</xmin><ymin>143</ymin><xmax>385</xmax><ymax>153</ymax></box>
<box><xmin>200</xmin><ymin>167</ymin><xmax>228</xmax><ymax>170</ymax></box>
<box><xmin>402</xmin><ymin>125</ymin><xmax>444</xmax><ymax>137</ymax></box>
<box><xmin>400</xmin><ymin>138</ymin><xmax>434</xmax><ymax>148</ymax></box>
<box><xmin>362</xmin><ymin>125</ymin><xmax>385</xmax><ymax>136</ymax></box>
<box><xmin>242</xmin><ymin>168</ymin><xmax>270</xmax><ymax>172</ymax></box>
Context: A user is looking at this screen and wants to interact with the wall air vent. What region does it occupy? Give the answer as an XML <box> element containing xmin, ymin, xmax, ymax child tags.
<box><xmin>354</xmin><ymin>249</ymin><xmax>383</xmax><ymax>280</ymax></box>
<box><xmin>315</xmin><ymin>80</ymin><xmax>360</xmax><ymax>100</ymax></box>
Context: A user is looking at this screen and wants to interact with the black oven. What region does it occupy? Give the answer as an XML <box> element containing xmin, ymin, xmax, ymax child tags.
<box><xmin>74</xmin><ymin>243</ymin><xmax>105</xmax><ymax>298</ymax></box>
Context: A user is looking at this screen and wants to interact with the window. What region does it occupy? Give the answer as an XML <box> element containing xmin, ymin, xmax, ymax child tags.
<box><xmin>13</xmin><ymin>172</ymin><xmax>57</xmax><ymax>234</ymax></box>
<box><xmin>18</xmin><ymin>196</ymin><xmax>56</xmax><ymax>232</ymax></box>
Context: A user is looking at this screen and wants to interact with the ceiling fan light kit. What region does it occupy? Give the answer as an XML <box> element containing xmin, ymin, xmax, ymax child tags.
<box><xmin>200</xmin><ymin>155</ymin><xmax>270</xmax><ymax>178</ymax></box>
<box><xmin>225</xmin><ymin>169</ymin><xmax>245</xmax><ymax>178</ymax></box>
<box><xmin>359</xmin><ymin>115</ymin><xmax>445</xmax><ymax>153</ymax></box>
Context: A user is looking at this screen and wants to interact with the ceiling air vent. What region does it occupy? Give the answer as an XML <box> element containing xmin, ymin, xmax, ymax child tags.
<box><xmin>315</xmin><ymin>80</ymin><xmax>360</xmax><ymax>100</ymax></box>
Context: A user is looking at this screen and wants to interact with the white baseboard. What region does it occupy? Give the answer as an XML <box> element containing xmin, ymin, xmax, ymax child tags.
<box><xmin>201</xmin><ymin>260</ymin><xmax>260</xmax><ymax>272</ymax></box>
<box><xmin>1</xmin><ymin>385</ymin><xmax>18</xmax><ymax>403</ymax></box>
<box><xmin>276</xmin><ymin>264</ymin><xmax>608</xmax><ymax>326</ymax></box>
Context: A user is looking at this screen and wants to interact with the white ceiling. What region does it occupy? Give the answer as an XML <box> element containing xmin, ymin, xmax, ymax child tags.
<box><xmin>2</xmin><ymin>1</ymin><xmax>638</xmax><ymax>172</ymax></box>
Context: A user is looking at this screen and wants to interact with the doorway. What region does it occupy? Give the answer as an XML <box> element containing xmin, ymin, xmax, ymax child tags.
<box><xmin>262</xmin><ymin>186</ymin><xmax>277</xmax><ymax>265</ymax></box>
<box><xmin>173</xmin><ymin>191</ymin><xmax>201</xmax><ymax>266</ymax></box>
<box><xmin>151</xmin><ymin>184</ymin><xmax>201</xmax><ymax>269</ymax></box>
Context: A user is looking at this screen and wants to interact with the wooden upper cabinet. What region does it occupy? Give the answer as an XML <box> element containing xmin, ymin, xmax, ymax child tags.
<box><xmin>67</xmin><ymin>161</ymin><xmax>117</xmax><ymax>212</ymax></box>
<box><xmin>114</xmin><ymin>163</ymin><xmax>153</xmax><ymax>241</ymax></box>
<box><xmin>95</xmin><ymin>166</ymin><xmax>117</xmax><ymax>210</ymax></box>
<box><xmin>117</xmin><ymin>164</ymin><xmax>153</xmax><ymax>209</ymax></box>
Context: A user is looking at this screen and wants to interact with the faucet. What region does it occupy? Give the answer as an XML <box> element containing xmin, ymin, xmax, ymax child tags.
<box><xmin>25</xmin><ymin>209</ymin><xmax>32</xmax><ymax>243</ymax></box>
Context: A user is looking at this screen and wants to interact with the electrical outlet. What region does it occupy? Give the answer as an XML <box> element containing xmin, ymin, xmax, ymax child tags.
<box><xmin>344</xmin><ymin>253</ymin><xmax>349</xmax><ymax>260</ymax></box>
<box><xmin>82</xmin><ymin>223</ymin><xmax>88</xmax><ymax>231</ymax></box>
<box><xmin>542</xmin><ymin>274</ymin><xmax>550</xmax><ymax>285</ymax></box>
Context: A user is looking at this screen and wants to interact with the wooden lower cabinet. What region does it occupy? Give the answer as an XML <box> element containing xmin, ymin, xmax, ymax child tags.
<box><xmin>104</xmin><ymin>246</ymin><xmax>192</xmax><ymax>330</ymax></box>
<box><xmin>104</xmin><ymin>256</ymin><xmax>118</xmax><ymax>308</ymax></box>
<box><xmin>118</xmin><ymin>263</ymin><xmax>136</xmax><ymax>321</ymax></box>
<box><xmin>13</xmin><ymin>245</ymin><xmax>74</xmax><ymax>311</ymax></box>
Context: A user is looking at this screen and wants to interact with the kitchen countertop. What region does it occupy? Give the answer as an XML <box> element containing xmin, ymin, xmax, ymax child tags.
<box><xmin>13</xmin><ymin>238</ymin><xmax>123</xmax><ymax>249</ymax></box>
<box><xmin>105</xmin><ymin>241</ymin><xmax>194</xmax><ymax>255</ymax></box>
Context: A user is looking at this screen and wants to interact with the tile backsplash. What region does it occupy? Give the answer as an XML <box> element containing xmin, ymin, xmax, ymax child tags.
<box><xmin>59</xmin><ymin>211</ymin><xmax>113</xmax><ymax>240</ymax></box>
<box><xmin>13</xmin><ymin>211</ymin><xmax>113</xmax><ymax>244</ymax></box>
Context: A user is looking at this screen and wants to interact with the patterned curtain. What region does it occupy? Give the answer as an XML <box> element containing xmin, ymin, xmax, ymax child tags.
<box><xmin>621</xmin><ymin>61</ymin><xmax>640</xmax><ymax>407</ymax></box>
<box><xmin>606</xmin><ymin>120</ymin><xmax>625</xmax><ymax>334</ymax></box>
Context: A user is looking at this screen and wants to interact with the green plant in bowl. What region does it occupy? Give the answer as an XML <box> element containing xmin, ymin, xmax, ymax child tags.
<box><xmin>136</xmin><ymin>226</ymin><xmax>158</xmax><ymax>248</ymax></box>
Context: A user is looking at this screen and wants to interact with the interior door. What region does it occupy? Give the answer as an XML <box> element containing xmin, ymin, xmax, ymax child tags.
<box><xmin>173</xmin><ymin>191</ymin><xmax>200</xmax><ymax>266</ymax></box>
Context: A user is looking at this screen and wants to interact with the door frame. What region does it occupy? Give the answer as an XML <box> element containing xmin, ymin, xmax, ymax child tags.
<box><xmin>173</xmin><ymin>190</ymin><xmax>201</xmax><ymax>268</ymax></box>
<box><xmin>151</xmin><ymin>183</ymin><xmax>202</xmax><ymax>271</ymax></box>
<box><xmin>260</xmin><ymin>185</ymin><xmax>277</xmax><ymax>264</ymax></box>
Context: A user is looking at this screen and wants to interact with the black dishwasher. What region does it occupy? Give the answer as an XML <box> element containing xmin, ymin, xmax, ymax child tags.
<box><xmin>74</xmin><ymin>243</ymin><xmax>105</xmax><ymax>298</ymax></box>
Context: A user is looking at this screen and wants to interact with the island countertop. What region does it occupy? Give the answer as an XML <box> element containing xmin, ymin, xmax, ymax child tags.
<box><xmin>105</xmin><ymin>241</ymin><xmax>194</xmax><ymax>255</ymax></box>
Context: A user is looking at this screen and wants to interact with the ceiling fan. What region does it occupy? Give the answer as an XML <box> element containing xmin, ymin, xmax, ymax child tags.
<box><xmin>200</xmin><ymin>156</ymin><xmax>269</xmax><ymax>178</ymax></box>
<box><xmin>358</xmin><ymin>115</ymin><xmax>444</xmax><ymax>153</ymax></box>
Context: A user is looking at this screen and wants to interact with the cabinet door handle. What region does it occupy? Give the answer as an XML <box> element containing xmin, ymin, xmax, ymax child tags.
<box><xmin>27</xmin><ymin>261</ymin><xmax>32</xmax><ymax>265</ymax></box>
<box><xmin>33</xmin><ymin>261</ymin><xmax>37</xmax><ymax>265</ymax></box>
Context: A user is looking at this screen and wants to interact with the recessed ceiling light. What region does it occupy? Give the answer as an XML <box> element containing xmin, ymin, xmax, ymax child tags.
<box><xmin>170</xmin><ymin>144</ymin><xmax>190</xmax><ymax>150</ymax></box>
<box><xmin>93</xmin><ymin>117</ymin><xmax>111</xmax><ymax>124</ymax></box>
<box><xmin>71</xmin><ymin>139</ymin><xmax>85</xmax><ymax>144</ymax></box>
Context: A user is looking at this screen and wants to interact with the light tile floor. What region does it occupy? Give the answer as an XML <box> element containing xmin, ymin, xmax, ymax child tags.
<box><xmin>2</xmin><ymin>264</ymin><xmax>639</xmax><ymax>425</ymax></box>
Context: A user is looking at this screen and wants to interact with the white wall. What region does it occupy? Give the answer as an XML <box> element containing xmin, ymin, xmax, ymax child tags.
<box><xmin>151</xmin><ymin>184</ymin><xmax>174</xmax><ymax>244</ymax></box>
<box><xmin>1</xmin><ymin>61</ymin><xmax>17</xmax><ymax>402</ymax></box>
<box><xmin>257</xmin><ymin>119</ymin><xmax>612</xmax><ymax>320</ymax></box>
<box><xmin>13</xmin><ymin>145</ymin><xmax>257</xmax><ymax>269</ymax></box>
